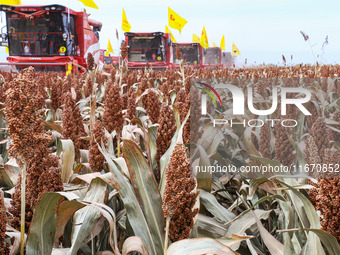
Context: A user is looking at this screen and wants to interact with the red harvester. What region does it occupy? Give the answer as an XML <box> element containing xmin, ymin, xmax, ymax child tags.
<box><xmin>0</xmin><ymin>4</ymin><xmax>102</xmax><ymax>72</ymax></box>
<box><xmin>202</xmin><ymin>46</ymin><xmax>222</xmax><ymax>69</ymax></box>
<box><xmin>171</xmin><ymin>42</ymin><xmax>203</xmax><ymax>69</ymax></box>
<box><xmin>124</xmin><ymin>31</ymin><xmax>172</xmax><ymax>70</ymax></box>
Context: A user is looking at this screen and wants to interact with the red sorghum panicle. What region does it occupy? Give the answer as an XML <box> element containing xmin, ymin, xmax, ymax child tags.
<box><xmin>306</xmin><ymin>103</ymin><xmax>318</xmax><ymax>129</ymax></box>
<box><xmin>36</xmin><ymin>75</ymin><xmax>48</xmax><ymax>100</ymax></box>
<box><xmin>121</xmin><ymin>93</ymin><xmax>128</xmax><ymax>110</ymax></box>
<box><xmin>259</xmin><ymin>123</ymin><xmax>271</xmax><ymax>159</ymax></box>
<box><xmin>126</xmin><ymin>88</ymin><xmax>137</xmax><ymax>121</ymax></box>
<box><xmin>305</xmin><ymin>117</ymin><xmax>332</xmax><ymax>161</ymax></box>
<box><xmin>84</xmin><ymin>75</ymin><xmax>93</xmax><ymax>98</ymax></box>
<box><xmin>96</xmin><ymin>72</ymin><xmax>107</xmax><ymax>87</ymax></box>
<box><xmin>331</xmin><ymin>110</ymin><xmax>340</xmax><ymax>143</ymax></box>
<box><xmin>140</xmin><ymin>78</ymin><xmax>148</xmax><ymax>95</ymax></box>
<box><xmin>308</xmin><ymin>118</ymin><xmax>340</xmax><ymax>242</ymax></box>
<box><xmin>10</xmin><ymin>155</ymin><xmax>63</xmax><ymax>232</ymax></box>
<box><xmin>274</xmin><ymin>122</ymin><xmax>295</xmax><ymax>166</ymax></box>
<box><xmin>176</xmin><ymin>88</ymin><xmax>187</xmax><ymax>104</ymax></box>
<box><xmin>87</xmin><ymin>52</ymin><xmax>95</xmax><ymax>71</ymax></box>
<box><xmin>156</xmin><ymin>104</ymin><xmax>176</xmax><ymax>177</ymax></box>
<box><xmin>62</xmin><ymin>92</ymin><xmax>88</xmax><ymax>154</ymax></box>
<box><xmin>175</xmin><ymin>88</ymin><xmax>187</xmax><ymax>122</ymax></box>
<box><xmin>0</xmin><ymin>191</ymin><xmax>10</xmax><ymax>255</ymax></box>
<box><xmin>120</xmin><ymin>41</ymin><xmax>128</xmax><ymax>60</ymax></box>
<box><xmin>5</xmin><ymin>68</ymin><xmax>63</xmax><ymax>231</ymax></box>
<box><xmin>62</xmin><ymin>76</ymin><xmax>72</xmax><ymax>95</ymax></box>
<box><xmin>310</xmin><ymin>178</ymin><xmax>340</xmax><ymax>242</ymax></box>
<box><xmin>110</xmin><ymin>69</ymin><xmax>116</xmax><ymax>83</ymax></box>
<box><xmin>72</xmin><ymin>75</ymin><xmax>83</xmax><ymax>102</ymax></box>
<box><xmin>162</xmin><ymin>142</ymin><xmax>199</xmax><ymax>242</ymax></box>
<box><xmin>5</xmin><ymin>67</ymin><xmax>47</xmax><ymax>162</ymax></box>
<box><xmin>185</xmin><ymin>89</ymin><xmax>201</xmax><ymax>145</ymax></box>
<box><xmin>50</xmin><ymin>78</ymin><xmax>63</xmax><ymax>111</ymax></box>
<box><xmin>102</xmin><ymin>82</ymin><xmax>124</xmax><ymax>135</ymax></box>
<box><xmin>305</xmin><ymin>136</ymin><xmax>322</xmax><ymax>165</ymax></box>
<box><xmin>89</xmin><ymin>120</ymin><xmax>107</xmax><ymax>172</ymax></box>
<box><xmin>143</xmin><ymin>89</ymin><xmax>161</xmax><ymax>124</ymax></box>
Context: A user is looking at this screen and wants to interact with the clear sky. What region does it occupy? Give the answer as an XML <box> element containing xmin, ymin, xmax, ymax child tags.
<box><xmin>0</xmin><ymin>0</ymin><xmax>339</xmax><ymax>66</ymax></box>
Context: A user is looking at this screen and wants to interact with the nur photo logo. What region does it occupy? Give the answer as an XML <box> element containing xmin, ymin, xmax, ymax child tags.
<box><xmin>196</xmin><ymin>81</ymin><xmax>313</xmax><ymax>128</ymax></box>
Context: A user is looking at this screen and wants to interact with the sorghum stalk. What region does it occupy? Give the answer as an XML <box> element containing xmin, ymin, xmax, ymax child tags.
<box><xmin>20</xmin><ymin>165</ymin><xmax>26</xmax><ymax>255</ymax></box>
<box><xmin>0</xmin><ymin>190</ymin><xmax>9</xmax><ymax>255</ymax></box>
<box><xmin>163</xmin><ymin>216</ymin><xmax>170</xmax><ymax>254</ymax></box>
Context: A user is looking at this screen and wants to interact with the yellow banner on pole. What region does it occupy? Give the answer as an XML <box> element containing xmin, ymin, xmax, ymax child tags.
<box><xmin>77</xmin><ymin>0</ymin><xmax>98</xmax><ymax>9</ymax></box>
<box><xmin>0</xmin><ymin>0</ymin><xmax>21</xmax><ymax>4</ymax></box>
<box><xmin>192</xmin><ymin>34</ymin><xmax>200</xmax><ymax>43</ymax></box>
<box><xmin>168</xmin><ymin>7</ymin><xmax>187</xmax><ymax>34</ymax></box>
<box><xmin>107</xmin><ymin>39</ymin><xmax>114</xmax><ymax>53</ymax></box>
<box><xmin>220</xmin><ymin>35</ymin><xmax>225</xmax><ymax>50</ymax></box>
<box><xmin>122</xmin><ymin>8</ymin><xmax>131</xmax><ymax>32</ymax></box>
<box><xmin>165</xmin><ymin>25</ymin><xmax>177</xmax><ymax>42</ymax></box>
<box><xmin>232</xmin><ymin>42</ymin><xmax>241</xmax><ymax>56</ymax></box>
<box><xmin>199</xmin><ymin>26</ymin><xmax>209</xmax><ymax>49</ymax></box>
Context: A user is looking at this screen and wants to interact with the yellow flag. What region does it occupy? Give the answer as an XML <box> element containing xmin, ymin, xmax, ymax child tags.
<box><xmin>5</xmin><ymin>46</ymin><xmax>9</xmax><ymax>54</ymax></box>
<box><xmin>104</xmin><ymin>50</ymin><xmax>110</xmax><ymax>57</ymax></box>
<box><xmin>170</xmin><ymin>32</ymin><xmax>176</xmax><ymax>43</ymax></box>
<box><xmin>107</xmin><ymin>39</ymin><xmax>114</xmax><ymax>53</ymax></box>
<box><xmin>77</xmin><ymin>0</ymin><xmax>98</xmax><ymax>9</ymax></box>
<box><xmin>220</xmin><ymin>35</ymin><xmax>225</xmax><ymax>50</ymax></box>
<box><xmin>165</xmin><ymin>25</ymin><xmax>176</xmax><ymax>43</ymax></box>
<box><xmin>0</xmin><ymin>0</ymin><xmax>21</xmax><ymax>4</ymax></box>
<box><xmin>122</xmin><ymin>8</ymin><xmax>131</xmax><ymax>32</ymax></box>
<box><xmin>192</xmin><ymin>34</ymin><xmax>200</xmax><ymax>43</ymax></box>
<box><xmin>199</xmin><ymin>26</ymin><xmax>209</xmax><ymax>49</ymax></box>
<box><xmin>213</xmin><ymin>42</ymin><xmax>218</xmax><ymax>47</ymax></box>
<box><xmin>168</xmin><ymin>7</ymin><xmax>187</xmax><ymax>34</ymax></box>
<box><xmin>232</xmin><ymin>42</ymin><xmax>241</xmax><ymax>56</ymax></box>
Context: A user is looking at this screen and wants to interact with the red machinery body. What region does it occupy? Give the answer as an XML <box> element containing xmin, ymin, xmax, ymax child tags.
<box><xmin>99</xmin><ymin>49</ymin><xmax>119</xmax><ymax>71</ymax></box>
<box><xmin>202</xmin><ymin>47</ymin><xmax>222</xmax><ymax>69</ymax></box>
<box><xmin>124</xmin><ymin>32</ymin><xmax>172</xmax><ymax>70</ymax></box>
<box><xmin>0</xmin><ymin>4</ymin><xmax>102</xmax><ymax>72</ymax></box>
<box><xmin>221</xmin><ymin>51</ymin><xmax>233</xmax><ymax>68</ymax></box>
<box><xmin>171</xmin><ymin>42</ymin><xmax>202</xmax><ymax>69</ymax></box>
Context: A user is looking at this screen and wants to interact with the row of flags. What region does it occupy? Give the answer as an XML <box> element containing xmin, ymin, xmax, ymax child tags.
<box><xmin>115</xmin><ymin>7</ymin><xmax>241</xmax><ymax>56</ymax></box>
<box><xmin>193</xmin><ymin>29</ymin><xmax>240</xmax><ymax>56</ymax></box>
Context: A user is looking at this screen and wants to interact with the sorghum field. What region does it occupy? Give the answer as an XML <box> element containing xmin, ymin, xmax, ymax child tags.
<box><xmin>0</xmin><ymin>60</ymin><xmax>339</xmax><ymax>255</ymax></box>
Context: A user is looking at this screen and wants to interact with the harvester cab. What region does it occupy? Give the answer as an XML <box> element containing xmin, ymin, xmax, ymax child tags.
<box><xmin>172</xmin><ymin>42</ymin><xmax>202</xmax><ymax>69</ymax></box>
<box><xmin>0</xmin><ymin>4</ymin><xmax>102</xmax><ymax>72</ymax></box>
<box><xmin>124</xmin><ymin>32</ymin><xmax>172</xmax><ymax>69</ymax></box>
<box><xmin>202</xmin><ymin>46</ymin><xmax>222</xmax><ymax>69</ymax></box>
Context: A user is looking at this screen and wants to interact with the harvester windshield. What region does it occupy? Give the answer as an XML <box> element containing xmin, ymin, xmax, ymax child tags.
<box><xmin>203</xmin><ymin>47</ymin><xmax>220</xmax><ymax>65</ymax></box>
<box><xmin>173</xmin><ymin>44</ymin><xmax>199</xmax><ymax>65</ymax></box>
<box><xmin>127</xmin><ymin>35</ymin><xmax>165</xmax><ymax>62</ymax></box>
<box><xmin>7</xmin><ymin>11</ymin><xmax>76</xmax><ymax>56</ymax></box>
